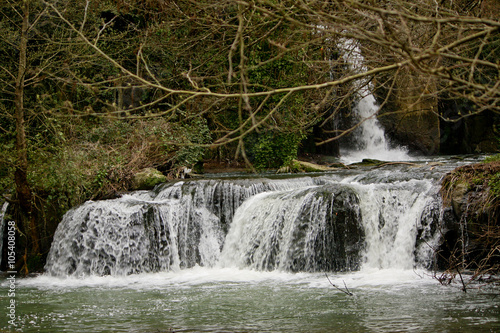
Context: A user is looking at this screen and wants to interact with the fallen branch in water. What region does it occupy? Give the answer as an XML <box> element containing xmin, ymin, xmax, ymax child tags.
<box><xmin>374</xmin><ymin>162</ymin><xmax>421</xmax><ymax>168</ymax></box>
<box><xmin>325</xmin><ymin>273</ymin><xmax>353</xmax><ymax>296</ymax></box>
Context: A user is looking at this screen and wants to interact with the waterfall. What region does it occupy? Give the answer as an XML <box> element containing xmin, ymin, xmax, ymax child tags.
<box><xmin>219</xmin><ymin>185</ymin><xmax>364</xmax><ymax>272</ymax></box>
<box><xmin>338</xmin><ymin>38</ymin><xmax>410</xmax><ymax>163</ymax></box>
<box><xmin>45</xmin><ymin>177</ymin><xmax>321</xmax><ymax>276</ymax></box>
<box><xmin>45</xmin><ymin>166</ymin><xmax>446</xmax><ymax>277</ymax></box>
<box><xmin>0</xmin><ymin>202</ymin><xmax>8</xmax><ymax>268</ymax></box>
<box><xmin>350</xmin><ymin>181</ymin><xmax>439</xmax><ymax>269</ymax></box>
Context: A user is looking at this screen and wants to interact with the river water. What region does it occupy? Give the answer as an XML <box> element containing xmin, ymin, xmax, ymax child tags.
<box><xmin>3</xmin><ymin>268</ymin><xmax>500</xmax><ymax>332</ymax></box>
<box><xmin>1</xmin><ymin>156</ymin><xmax>499</xmax><ymax>332</ymax></box>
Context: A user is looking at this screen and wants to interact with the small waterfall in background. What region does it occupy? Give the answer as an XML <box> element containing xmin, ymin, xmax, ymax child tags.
<box><xmin>45</xmin><ymin>166</ymin><xmax>446</xmax><ymax>277</ymax></box>
<box><xmin>0</xmin><ymin>202</ymin><xmax>8</xmax><ymax>268</ymax></box>
<box><xmin>338</xmin><ymin>38</ymin><xmax>411</xmax><ymax>163</ymax></box>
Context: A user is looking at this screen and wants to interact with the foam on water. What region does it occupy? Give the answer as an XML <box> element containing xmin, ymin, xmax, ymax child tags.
<box><xmin>18</xmin><ymin>266</ymin><xmax>436</xmax><ymax>291</ymax></box>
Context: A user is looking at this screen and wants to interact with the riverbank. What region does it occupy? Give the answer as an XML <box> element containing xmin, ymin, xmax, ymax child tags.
<box><xmin>438</xmin><ymin>158</ymin><xmax>500</xmax><ymax>284</ymax></box>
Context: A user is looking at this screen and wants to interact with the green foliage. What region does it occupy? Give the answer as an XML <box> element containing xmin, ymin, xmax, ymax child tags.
<box><xmin>490</xmin><ymin>172</ymin><xmax>500</xmax><ymax>199</ymax></box>
<box><xmin>442</xmin><ymin>161</ymin><xmax>500</xmax><ymax>212</ymax></box>
<box><xmin>20</xmin><ymin>116</ymin><xmax>174</xmax><ymax>205</ymax></box>
<box><xmin>161</xmin><ymin>115</ymin><xmax>212</xmax><ymax>167</ymax></box>
<box><xmin>248</xmin><ymin>130</ymin><xmax>306</xmax><ymax>170</ymax></box>
<box><xmin>485</xmin><ymin>154</ymin><xmax>500</xmax><ymax>163</ymax></box>
<box><xmin>0</xmin><ymin>135</ymin><xmax>14</xmax><ymax>195</ymax></box>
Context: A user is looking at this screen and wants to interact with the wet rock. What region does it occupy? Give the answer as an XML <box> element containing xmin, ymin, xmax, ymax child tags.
<box><xmin>450</xmin><ymin>182</ymin><xmax>469</xmax><ymax>218</ymax></box>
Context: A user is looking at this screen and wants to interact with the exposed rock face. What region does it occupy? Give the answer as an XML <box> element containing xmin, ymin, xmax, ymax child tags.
<box><xmin>131</xmin><ymin>168</ymin><xmax>167</xmax><ymax>190</ymax></box>
<box><xmin>376</xmin><ymin>72</ymin><xmax>440</xmax><ymax>155</ymax></box>
<box><xmin>373</xmin><ymin>50</ymin><xmax>498</xmax><ymax>156</ymax></box>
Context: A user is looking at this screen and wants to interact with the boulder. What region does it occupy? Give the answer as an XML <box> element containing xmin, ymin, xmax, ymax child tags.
<box><xmin>131</xmin><ymin>168</ymin><xmax>167</xmax><ymax>190</ymax></box>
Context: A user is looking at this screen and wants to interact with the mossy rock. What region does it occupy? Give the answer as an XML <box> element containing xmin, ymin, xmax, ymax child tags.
<box><xmin>350</xmin><ymin>159</ymin><xmax>386</xmax><ymax>167</ymax></box>
<box><xmin>439</xmin><ymin>161</ymin><xmax>500</xmax><ymax>273</ymax></box>
<box><xmin>131</xmin><ymin>168</ymin><xmax>167</xmax><ymax>190</ymax></box>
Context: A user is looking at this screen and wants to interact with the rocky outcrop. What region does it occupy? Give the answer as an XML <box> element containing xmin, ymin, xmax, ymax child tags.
<box><xmin>438</xmin><ymin>161</ymin><xmax>500</xmax><ymax>272</ymax></box>
<box><xmin>373</xmin><ymin>46</ymin><xmax>499</xmax><ymax>156</ymax></box>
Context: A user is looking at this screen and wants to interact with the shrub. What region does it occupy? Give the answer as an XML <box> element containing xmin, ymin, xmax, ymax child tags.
<box><xmin>247</xmin><ymin>130</ymin><xmax>306</xmax><ymax>170</ymax></box>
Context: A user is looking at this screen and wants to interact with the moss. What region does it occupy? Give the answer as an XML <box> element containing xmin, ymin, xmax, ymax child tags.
<box><xmin>485</xmin><ymin>154</ymin><xmax>500</xmax><ymax>163</ymax></box>
<box><xmin>352</xmin><ymin>159</ymin><xmax>386</xmax><ymax>167</ymax></box>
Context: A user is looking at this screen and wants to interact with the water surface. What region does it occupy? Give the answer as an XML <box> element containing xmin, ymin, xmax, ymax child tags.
<box><xmin>2</xmin><ymin>268</ymin><xmax>499</xmax><ymax>332</ymax></box>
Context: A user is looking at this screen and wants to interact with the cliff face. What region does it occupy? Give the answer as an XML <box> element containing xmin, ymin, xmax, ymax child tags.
<box><xmin>377</xmin><ymin>73</ymin><xmax>440</xmax><ymax>155</ymax></box>
<box><xmin>375</xmin><ymin>71</ymin><xmax>499</xmax><ymax>156</ymax></box>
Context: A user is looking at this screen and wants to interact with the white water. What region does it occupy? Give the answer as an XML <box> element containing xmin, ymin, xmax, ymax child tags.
<box><xmin>338</xmin><ymin>38</ymin><xmax>411</xmax><ymax>163</ymax></box>
<box><xmin>219</xmin><ymin>185</ymin><xmax>362</xmax><ymax>272</ymax></box>
<box><xmin>350</xmin><ymin>180</ymin><xmax>437</xmax><ymax>269</ymax></box>
<box><xmin>44</xmin><ymin>178</ymin><xmax>323</xmax><ymax>276</ymax></box>
<box><xmin>22</xmin><ymin>265</ymin><xmax>434</xmax><ymax>291</ymax></box>
<box><xmin>12</xmin><ymin>264</ymin><xmax>499</xmax><ymax>333</ymax></box>
<box><xmin>44</xmin><ymin>165</ymin><xmax>445</xmax><ymax>278</ymax></box>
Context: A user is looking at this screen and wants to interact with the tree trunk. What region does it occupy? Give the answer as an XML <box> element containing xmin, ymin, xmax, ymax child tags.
<box><xmin>14</xmin><ymin>1</ymin><xmax>40</xmax><ymax>263</ymax></box>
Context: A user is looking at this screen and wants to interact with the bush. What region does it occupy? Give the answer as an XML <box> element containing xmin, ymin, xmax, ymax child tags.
<box><xmin>247</xmin><ymin>130</ymin><xmax>306</xmax><ymax>170</ymax></box>
<box><xmin>162</xmin><ymin>116</ymin><xmax>212</xmax><ymax>167</ymax></box>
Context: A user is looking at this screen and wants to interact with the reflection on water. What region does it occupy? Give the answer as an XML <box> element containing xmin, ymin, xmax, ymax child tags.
<box><xmin>1</xmin><ymin>268</ymin><xmax>499</xmax><ymax>332</ymax></box>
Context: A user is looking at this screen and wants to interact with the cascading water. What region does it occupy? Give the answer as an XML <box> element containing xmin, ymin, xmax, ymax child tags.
<box><xmin>350</xmin><ymin>180</ymin><xmax>437</xmax><ymax>269</ymax></box>
<box><xmin>219</xmin><ymin>185</ymin><xmax>364</xmax><ymax>272</ymax></box>
<box><xmin>45</xmin><ymin>163</ymin><xmax>450</xmax><ymax>277</ymax></box>
<box><xmin>338</xmin><ymin>38</ymin><xmax>411</xmax><ymax>163</ymax></box>
<box><xmin>45</xmin><ymin>177</ymin><xmax>323</xmax><ymax>276</ymax></box>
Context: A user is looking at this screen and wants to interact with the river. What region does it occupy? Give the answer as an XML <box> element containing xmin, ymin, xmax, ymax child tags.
<box><xmin>4</xmin><ymin>267</ymin><xmax>500</xmax><ymax>332</ymax></box>
<box><xmin>1</xmin><ymin>156</ymin><xmax>499</xmax><ymax>332</ymax></box>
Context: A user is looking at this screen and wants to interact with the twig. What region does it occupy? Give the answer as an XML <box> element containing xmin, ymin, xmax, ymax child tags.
<box><xmin>325</xmin><ymin>273</ymin><xmax>353</xmax><ymax>296</ymax></box>
<box><xmin>457</xmin><ymin>267</ymin><xmax>467</xmax><ymax>293</ymax></box>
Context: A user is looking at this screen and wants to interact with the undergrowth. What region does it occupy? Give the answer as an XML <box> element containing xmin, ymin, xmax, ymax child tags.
<box><xmin>0</xmin><ymin>115</ymin><xmax>211</xmax><ymax>272</ymax></box>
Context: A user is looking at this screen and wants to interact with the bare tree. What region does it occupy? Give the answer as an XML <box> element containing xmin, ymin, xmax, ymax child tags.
<box><xmin>41</xmin><ymin>0</ymin><xmax>499</xmax><ymax>146</ymax></box>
